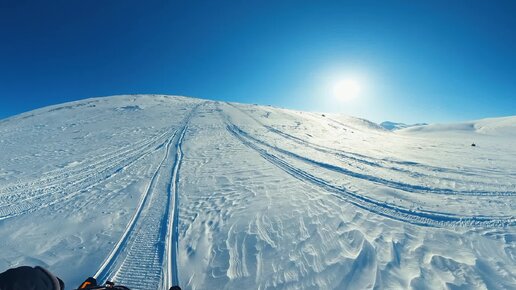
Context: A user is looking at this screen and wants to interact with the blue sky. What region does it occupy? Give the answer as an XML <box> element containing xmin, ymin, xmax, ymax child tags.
<box><xmin>0</xmin><ymin>0</ymin><xmax>515</xmax><ymax>123</ymax></box>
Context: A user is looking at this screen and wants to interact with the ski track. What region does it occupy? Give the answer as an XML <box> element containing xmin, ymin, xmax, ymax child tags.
<box><xmin>227</xmin><ymin>103</ymin><xmax>515</xmax><ymax>197</ymax></box>
<box><xmin>225</xmin><ymin>123</ymin><xmax>515</xmax><ymax>228</ymax></box>
<box><xmin>93</xmin><ymin>104</ymin><xmax>200</xmax><ymax>290</ymax></box>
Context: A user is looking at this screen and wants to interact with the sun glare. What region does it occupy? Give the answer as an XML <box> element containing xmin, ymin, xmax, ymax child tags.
<box><xmin>333</xmin><ymin>79</ymin><xmax>361</xmax><ymax>101</ymax></box>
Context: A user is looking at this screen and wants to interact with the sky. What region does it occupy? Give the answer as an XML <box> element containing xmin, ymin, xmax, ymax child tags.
<box><xmin>0</xmin><ymin>0</ymin><xmax>515</xmax><ymax>124</ymax></box>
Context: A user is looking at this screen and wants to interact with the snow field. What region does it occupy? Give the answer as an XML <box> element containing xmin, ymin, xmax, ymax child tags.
<box><xmin>0</xmin><ymin>95</ymin><xmax>514</xmax><ymax>289</ymax></box>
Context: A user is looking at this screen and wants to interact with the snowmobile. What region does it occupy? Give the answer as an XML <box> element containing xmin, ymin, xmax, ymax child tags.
<box><xmin>77</xmin><ymin>276</ymin><xmax>182</xmax><ymax>290</ymax></box>
<box><xmin>0</xmin><ymin>266</ymin><xmax>181</xmax><ymax>290</ymax></box>
<box><xmin>77</xmin><ymin>277</ymin><xmax>129</xmax><ymax>289</ymax></box>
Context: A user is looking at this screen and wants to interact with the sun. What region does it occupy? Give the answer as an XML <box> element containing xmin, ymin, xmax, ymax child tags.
<box><xmin>333</xmin><ymin>79</ymin><xmax>361</xmax><ymax>101</ymax></box>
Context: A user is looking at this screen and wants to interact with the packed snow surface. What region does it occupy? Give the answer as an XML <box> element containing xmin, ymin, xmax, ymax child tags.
<box><xmin>0</xmin><ymin>95</ymin><xmax>514</xmax><ymax>289</ymax></box>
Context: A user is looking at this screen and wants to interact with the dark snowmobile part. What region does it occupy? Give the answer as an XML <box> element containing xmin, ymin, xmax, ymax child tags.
<box><xmin>77</xmin><ymin>277</ymin><xmax>181</xmax><ymax>290</ymax></box>
<box><xmin>76</xmin><ymin>277</ymin><xmax>130</xmax><ymax>289</ymax></box>
<box><xmin>0</xmin><ymin>266</ymin><xmax>64</xmax><ymax>290</ymax></box>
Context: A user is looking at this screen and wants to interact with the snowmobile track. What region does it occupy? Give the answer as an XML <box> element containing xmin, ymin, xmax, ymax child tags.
<box><xmin>226</xmin><ymin>124</ymin><xmax>515</xmax><ymax>228</ymax></box>
<box><xmin>164</xmin><ymin>120</ymin><xmax>186</xmax><ymax>288</ymax></box>
<box><xmin>226</xmin><ymin>103</ymin><xmax>515</xmax><ymax>197</ymax></box>
<box><xmin>264</xmin><ymin>126</ymin><xmax>515</xmax><ymax>196</ymax></box>
<box><xmin>237</xmin><ymin>125</ymin><xmax>514</xmax><ymax>197</ymax></box>
<box><xmin>93</xmin><ymin>128</ymin><xmax>179</xmax><ymax>287</ymax></box>
<box><xmin>0</xmin><ymin>129</ymin><xmax>174</xmax><ymax>221</ymax></box>
<box><xmin>0</xmin><ymin>128</ymin><xmax>171</xmax><ymax>197</ymax></box>
<box><xmin>93</xmin><ymin>105</ymin><xmax>201</xmax><ymax>289</ymax></box>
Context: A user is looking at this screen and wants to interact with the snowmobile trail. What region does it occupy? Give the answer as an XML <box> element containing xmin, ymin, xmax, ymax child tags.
<box><xmin>232</xmin><ymin>124</ymin><xmax>514</xmax><ymax>197</ymax></box>
<box><xmin>94</xmin><ymin>106</ymin><xmax>200</xmax><ymax>290</ymax></box>
<box><xmin>0</xmin><ymin>129</ymin><xmax>173</xmax><ymax>221</ymax></box>
<box><xmin>0</xmin><ymin>128</ymin><xmax>170</xmax><ymax>197</ymax></box>
<box><xmin>226</xmin><ymin>102</ymin><xmax>428</xmax><ymax>169</ymax></box>
<box><xmin>226</xmin><ymin>124</ymin><xmax>515</xmax><ymax>228</ymax></box>
<box><xmin>93</xmin><ymin>129</ymin><xmax>178</xmax><ymax>288</ymax></box>
<box><xmin>265</xmin><ymin>126</ymin><xmax>515</xmax><ymax>195</ymax></box>
<box><xmin>227</xmin><ymin>103</ymin><xmax>515</xmax><ymax>197</ymax></box>
<box><xmin>164</xmin><ymin>120</ymin><xmax>186</xmax><ymax>289</ymax></box>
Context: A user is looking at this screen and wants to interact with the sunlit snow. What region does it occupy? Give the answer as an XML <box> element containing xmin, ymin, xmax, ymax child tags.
<box><xmin>0</xmin><ymin>95</ymin><xmax>514</xmax><ymax>289</ymax></box>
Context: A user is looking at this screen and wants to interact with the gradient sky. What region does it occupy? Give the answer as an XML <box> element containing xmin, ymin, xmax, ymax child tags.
<box><xmin>1</xmin><ymin>0</ymin><xmax>515</xmax><ymax>123</ymax></box>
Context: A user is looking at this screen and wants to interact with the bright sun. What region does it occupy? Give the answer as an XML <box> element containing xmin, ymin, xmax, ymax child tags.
<box><xmin>333</xmin><ymin>79</ymin><xmax>361</xmax><ymax>101</ymax></box>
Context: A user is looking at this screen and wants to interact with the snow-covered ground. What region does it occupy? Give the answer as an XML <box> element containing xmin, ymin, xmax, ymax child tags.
<box><xmin>380</xmin><ymin>121</ymin><xmax>428</xmax><ymax>131</ymax></box>
<box><xmin>0</xmin><ymin>95</ymin><xmax>514</xmax><ymax>289</ymax></box>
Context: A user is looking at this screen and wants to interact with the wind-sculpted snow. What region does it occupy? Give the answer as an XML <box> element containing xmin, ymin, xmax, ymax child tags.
<box><xmin>225</xmin><ymin>124</ymin><xmax>514</xmax><ymax>228</ymax></box>
<box><xmin>227</xmin><ymin>103</ymin><xmax>515</xmax><ymax>195</ymax></box>
<box><xmin>0</xmin><ymin>95</ymin><xmax>514</xmax><ymax>289</ymax></box>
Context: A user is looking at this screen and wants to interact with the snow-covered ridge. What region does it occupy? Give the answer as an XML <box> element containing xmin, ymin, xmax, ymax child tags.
<box><xmin>398</xmin><ymin>116</ymin><xmax>516</xmax><ymax>136</ymax></box>
<box><xmin>0</xmin><ymin>95</ymin><xmax>514</xmax><ymax>289</ymax></box>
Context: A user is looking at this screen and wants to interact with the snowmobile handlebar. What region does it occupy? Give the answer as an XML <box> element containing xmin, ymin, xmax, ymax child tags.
<box><xmin>77</xmin><ymin>285</ymin><xmax>130</xmax><ymax>290</ymax></box>
<box><xmin>76</xmin><ymin>277</ymin><xmax>130</xmax><ymax>290</ymax></box>
<box><xmin>77</xmin><ymin>277</ymin><xmax>181</xmax><ymax>290</ymax></box>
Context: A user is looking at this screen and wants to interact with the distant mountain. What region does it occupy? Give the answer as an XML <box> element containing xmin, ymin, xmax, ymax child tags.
<box><xmin>380</xmin><ymin>121</ymin><xmax>428</xmax><ymax>131</ymax></box>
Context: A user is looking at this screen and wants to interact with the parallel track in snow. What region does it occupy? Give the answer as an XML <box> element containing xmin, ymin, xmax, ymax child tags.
<box><xmin>93</xmin><ymin>105</ymin><xmax>199</xmax><ymax>290</ymax></box>
<box><xmin>0</xmin><ymin>128</ymin><xmax>170</xmax><ymax>197</ymax></box>
<box><xmin>226</xmin><ymin>103</ymin><xmax>430</xmax><ymax>169</ymax></box>
<box><xmin>226</xmin><ymin>123</ymin><xmax>515</xmax><ymax>228</ymax></box>
<box><xmin>226</xmin><ymin>103</ymin><xmax>515</xmax><ymax>197</ymax></box>
<box><xmin>164</xmin><ymin>121</ymin><xmax>185</xmax><ymax>288</ymax></box>
<box><xmin>0</xmin><ymin>128</ymin><xmax>174</xmax><ymax>221</ymax></box>
<box><xmin>93</xmin><ymin>129</ymin><xmax>178</xmax><ymax>288</ymax></box>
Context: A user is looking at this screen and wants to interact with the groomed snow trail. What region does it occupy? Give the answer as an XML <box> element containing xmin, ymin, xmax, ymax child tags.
<box><xmin>164</xmin><ymin>117</ymin><xmax>187</xmax><ymax>288</ymax></box>
<box><xmin>93</xmin><ymin>104</ymin><xmax>200</xmax><ymax>290</ymax></box>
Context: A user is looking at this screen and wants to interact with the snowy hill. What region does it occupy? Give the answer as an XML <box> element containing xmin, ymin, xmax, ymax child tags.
<box><xmin>380</xmin><ymin>121</ymin><xmax>428</xmax><ymax>131</ymax></box>
<box><xmin>399</xmin><ymin>116</ymin><xmax>516</xmax><ymax>136</ymax></box>
<box><xmin>0</xmin><ymin>95</ymin><xmax>515</xmax><ymax>289</ymax></box>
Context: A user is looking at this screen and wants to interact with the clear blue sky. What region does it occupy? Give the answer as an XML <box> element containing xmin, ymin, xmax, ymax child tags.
<box><xmin>1</xmin><ymin>0</ymin><xmax>515</xmax><ymax>123</ymax></box>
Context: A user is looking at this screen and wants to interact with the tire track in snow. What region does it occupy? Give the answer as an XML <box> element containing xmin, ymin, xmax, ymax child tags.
<box><xmin>94</xmin><ymin>105</ymin><xmax>200</xmax><ymax>290</ymax></box>
<box><xmin>226</xmin><ymin>124</ymin><xmax>515</xmax><ymax>228</ymax></box>
<box><xmin>226</xmin><ymin>104</ymin><xmax>515</xmax><ymax>197</ymax></box>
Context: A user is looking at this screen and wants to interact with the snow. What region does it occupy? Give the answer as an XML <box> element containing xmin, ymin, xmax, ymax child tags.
<box><xmin>380</xmin><ymin>121</ymin><xmax>428</xmax><ymax>131</ymax></box>
<box><xmin>399</xmin><ymin>116</ymin><xmax>516</xmax><ymax>137</ymax></box>
<box><xmin>0</xmin><ymin>95</ymin><xmax>514</xmax><ymax>289</ymax></box>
